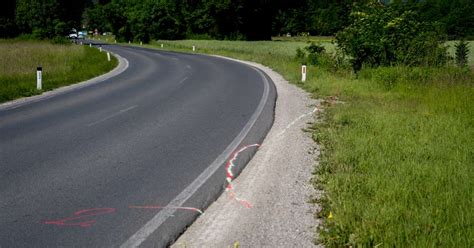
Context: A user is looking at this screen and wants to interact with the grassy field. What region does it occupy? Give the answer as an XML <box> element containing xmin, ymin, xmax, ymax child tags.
<box><xmin>0</xmin><ymin>40</ymin><xmax>118</xmax><ymax>103</ymax></box>
<box><xmin>144</xmin><ymin>39</ymin><xmax>473</xmax><ymax>246</ymax></box>
<box><xmin>272</xmin><ymin>35</ymin><xmax>335</xmax><ymax>43</ymax></box>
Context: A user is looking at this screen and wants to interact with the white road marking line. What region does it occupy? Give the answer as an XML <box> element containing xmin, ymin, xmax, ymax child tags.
<box><xmin>120</xmin><ymin>66</ymin><xmax>270</xmax><ymax>248</ymax></box>
<box><xmin>86</xmin><ymin>105</ymin><xmax>138</xmax><ymax>127</ymax></box>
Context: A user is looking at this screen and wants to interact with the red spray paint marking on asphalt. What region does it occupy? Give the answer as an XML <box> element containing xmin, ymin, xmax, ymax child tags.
<box><xmin>225</xmin><ymin>144</ymin><xmax>260</xmax><ymax>208</ymax></box>
<box><xmin>43</xmin><ymin>109</ymin><xmax>319</xmax><ymax>227</ymax></box>
<box><xmin>129</xmin><ymin>205</ymin><xmax>203</xmax><ymax>215</ymax></box>
<box><xmin>43</xmin><ymin>208</ymin><xmax>116</xmax><ymax>228</ymax></box>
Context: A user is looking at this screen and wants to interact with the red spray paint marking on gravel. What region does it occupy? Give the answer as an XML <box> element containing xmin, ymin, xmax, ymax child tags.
<box><xmin>43</xmin><ymin>208</ymin><xmax>116</xmax><ymax>228</ymax></box>
<box><xmin>225</xmin><ymin>144</ymin><xmax>260</xmax><ymax>208</ymax></box>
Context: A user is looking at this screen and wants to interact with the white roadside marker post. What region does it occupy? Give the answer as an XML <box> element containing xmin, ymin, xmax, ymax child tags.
<box><xmin>161</xmin><ymin>43</ymin><xmax>163</xmax><ymax>48</ymax></box>
<box><xmin>99</xmin><ymin>46</ymin><xmax>102</xmax><ymax>52</ymax></box>
<box><xmin>140</xmin><ymin>41</ymin><xmax>142</xmax><ymax>45</ymax></box>
<box><xmin>114</xmin><ymin>40</ymin><xmax>117</xmax><ymax>43</ymax></box>
<box><xmin>107</xmin><ymin>52</ymin><xmax>111</xmax><ymax>62</ymax></box>
<box><xmin>128</xmin><ymin>40</ymin><xmax>131</xmax><ymax>44</ymax></box>
<box><xmin>89</xmin><ymin>43</ymin><xmax>92</xmax><ymax>47</ymax></box>
<box><xmin>301</xmin><ymin>65</ymin><xmax>307</xmax><ymax>82</ymax></box>
<box><xmin>192</xmin><ymin>45</ymin><xmax>195</xmax><ymax>52</ymax></box>
<box><xmin>36</xmin><ymin>66</ymin><xmax>42</xmax><ymax>90</ymax></box>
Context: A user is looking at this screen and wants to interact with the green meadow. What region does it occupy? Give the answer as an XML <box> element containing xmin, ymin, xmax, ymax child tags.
<box><xmin>0</xmin><ymin>40</ymin><xmax>117</xmax><ymax>103</ymax></box>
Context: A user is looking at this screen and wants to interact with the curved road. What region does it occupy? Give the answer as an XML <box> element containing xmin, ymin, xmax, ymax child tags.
<box><xmin>0</xmin><ymin>44</ymin><xmax>275</xmax><ymax>247</ymax></box>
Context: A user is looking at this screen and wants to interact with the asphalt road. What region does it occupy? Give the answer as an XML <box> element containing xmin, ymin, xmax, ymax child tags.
<box><xmin>0</xmin><ymin>43</ymin><xmax>275</xmax><ymax>247</ymax></box>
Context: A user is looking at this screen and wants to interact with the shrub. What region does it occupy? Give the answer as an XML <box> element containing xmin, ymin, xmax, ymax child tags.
<box><xmin>336</xmin><ymin>1</ymin><xmax>448</xmax><ymax>72</ymax></box>
<box><xmin>295</xmin><ymin>47</ymin><xmax>306</xmax><ymax>64</ymax></box>
<box><xmin>305</xmin><ymin>42</ymin><xmax>326</xmax><ymax>65</ymax></box>
<box><xmin>295</xmin><ymin>42</ymin><xmax>327</xmax><ymax>66</ymax></box>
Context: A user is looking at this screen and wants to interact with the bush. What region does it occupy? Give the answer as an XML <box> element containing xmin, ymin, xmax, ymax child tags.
<box><xmin>305</xmin><ymin>42</ymin><xmax>326</xmax><ymax>65</ymax></box>
<box><xmin>295</xmin><ymin>42</ymin><xmax>327</xmax><ymax>66</ymax></box>
<box><xmin>336</xmin><ymin>1</ymin><xmax>448</xmax><ymax>72</ymax></box>
<box><xmin>295</xmin><ymin>47</ymin><xmax>306</xmax><ymax>64</ymax></box>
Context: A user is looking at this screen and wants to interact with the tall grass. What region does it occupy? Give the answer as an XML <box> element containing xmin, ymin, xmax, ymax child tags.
<box><xmin>147</xmin><ymin>39</ymin><xmax>474</xmax><ymax>247</ymax></box>
<box><xmin>312</xmin><ymin>66</ymin><xmax>473</xmax><ymax>247</ymax></box>
<box><xmin>0</xmin><ymin>40</ymin><xmax>117</xmax><ymax>102</ymax></box>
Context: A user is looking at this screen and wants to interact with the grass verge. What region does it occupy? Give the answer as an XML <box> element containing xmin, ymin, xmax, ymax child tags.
<box><xmin>0</xmin><ymin>40</ymin><xmax>118</xmax><ymax>103</ymax></box>
<box><xmin>311</xmin><ymin>66</ymin><xmax>473</xmax><ymax>247</ymax></box>
<box><xmin>133</xmin><ymin>39</ymin><xmax>472</xmax><ymax>246</ymax></box>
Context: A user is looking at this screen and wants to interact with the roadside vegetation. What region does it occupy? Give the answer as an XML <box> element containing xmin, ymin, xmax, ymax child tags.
<box><xmin>132</xmin><ymin>5</ymin><xmax>474</xmax><ymax>245</ymax></box>
<box><xmin>0</xmin><ymin>40</ymin><xmax>117</xmax><ymax>103</ymax></box>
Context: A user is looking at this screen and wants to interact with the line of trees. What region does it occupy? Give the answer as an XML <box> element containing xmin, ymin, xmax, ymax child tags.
<box><xmin>1</xmin><ymin>0</ymin><xmax>473</xmax><ymax>41</ymax></box>
<box><xmin>1</xmin><ymin>0</ymin><xmax>90</xmax><ymax>38</ymax></box>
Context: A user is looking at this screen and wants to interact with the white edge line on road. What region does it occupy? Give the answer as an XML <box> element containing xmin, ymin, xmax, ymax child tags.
<box><xmin>0</xmin><ymin>51</ymin><xmax>129</xmax><ymax>111</ymax></box>
<box><xmin>120</xmin><ymin>63</ymin><xmax>270</xmax><ymax>248</ymax></box>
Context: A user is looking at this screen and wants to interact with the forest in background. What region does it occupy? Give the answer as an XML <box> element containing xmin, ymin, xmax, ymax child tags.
<box><xmin>1</xmin><ymin>0</ymin><xmax>473</xmax><ymax>41</ymax></box>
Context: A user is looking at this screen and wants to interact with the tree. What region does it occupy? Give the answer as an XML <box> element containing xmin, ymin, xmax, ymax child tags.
<box><xmin>307</xmin><ymin>0</ymin><xmax>354</xmax><ymax>35</ymax></box>
<box><xmin>15</xmin><ymin>0</ymin><xmax>89</xmax><ymax>38</ymax></box>
<box><xmin>83</xmin><ymin>4</ymin><xmax>110</xmax><ymax>33</ymax></box>
<box><xmin>16</xmin><ymin>0</ymin><xmax>61</xmax><ymax>38</ymax></box>
<box><xmin>0</xmin><ymin>0</ymin><xmax>18</xmax><ymax>38</ymax></box>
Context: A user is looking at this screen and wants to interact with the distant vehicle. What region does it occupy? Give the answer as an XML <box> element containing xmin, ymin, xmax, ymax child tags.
<box><xmin>78</xmin><ymin>31</ymin><xmax>87</xmax><ymax>39</ymax></box>
<box><xmin>69</xmin><ymin>30</ymin><xmax>86</xmax><ymax>39</ymax></box>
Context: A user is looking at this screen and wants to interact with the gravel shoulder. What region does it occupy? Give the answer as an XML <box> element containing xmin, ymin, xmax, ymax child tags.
<box><xmin>172</xmin><ymin>59</ymin><xmax>322</xmax><ymax>248</ymax></box>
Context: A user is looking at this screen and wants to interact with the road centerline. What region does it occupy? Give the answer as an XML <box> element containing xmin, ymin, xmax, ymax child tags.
<box><xmin>87</xmin><ymin>105</ymin><xmax>138</xmax><ymax>127</ymax></box>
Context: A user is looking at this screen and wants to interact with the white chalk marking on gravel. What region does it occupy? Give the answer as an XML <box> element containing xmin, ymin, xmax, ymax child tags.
<box><xmin>276</xmin><ymin>107</ymin><xmax>319</xmax><ymax>138</ymax></box>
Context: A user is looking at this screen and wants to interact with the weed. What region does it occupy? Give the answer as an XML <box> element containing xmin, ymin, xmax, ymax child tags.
<box><xmin>455</xmin><ymin>40</ymin><xmax>470</xmax><ymax>67</ymax></box>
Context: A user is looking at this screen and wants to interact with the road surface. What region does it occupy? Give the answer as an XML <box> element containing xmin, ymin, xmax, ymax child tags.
<box><xmin>0</xmin><ymin>43</ymin><xmax>275</xmax><ymax>247</ymax></box>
